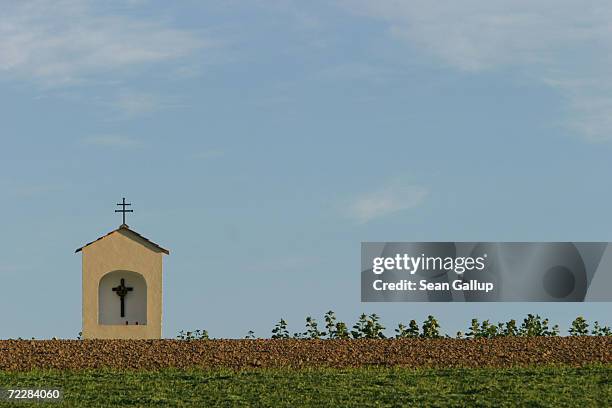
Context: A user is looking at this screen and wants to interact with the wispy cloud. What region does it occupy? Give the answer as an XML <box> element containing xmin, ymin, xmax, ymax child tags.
<box><xmin>244</xmin><ymin>255</ymin><xmax>319</xmax><ymax>274</ymax></box>
<box><xmin>0</xmin><ymin>265</ymin><xmax>31</xmax><ymax>276</ymax></box>
<box><xmin>341</xmin><ymin>0</ymin><xmax>612</xmax><ymax>141</ymax></box>
<box><xmin>81</xmin><ymin>135</ymin><xmax>142</xmax><ymax>149</ymax></box>
<box><xmin>113</xmin><ymin>91</ymin><xmax>164</xmax><ymax>117</ymax></box>
<box><xmin>12</xmin><ymin>184</ymin><xmax>64</xmax><ymax>198</ymax></box>
<box><xmin>347</xmin><ymin>182</ymin><xmax>428</xmax><ymax>223</ymax></box>
<box><xmin>315</xmin><ymin>62</ymin><xmax>399</xmax><ymax>83</ymax></box>
<box><xmin>0</xmin><ymin>0</ymin><xmax>209</xmax><ymax>86</ymax></box>
<box><xmin>193</xmin><ymin>149</ymin><xmax>224</xmax><ymax>160</ymax></box>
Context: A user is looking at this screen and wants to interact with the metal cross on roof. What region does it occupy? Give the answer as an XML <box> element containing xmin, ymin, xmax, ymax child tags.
<box><xmin>115</xmin><ymin>197</ymin><xmax>133</xmax><ymax>226</ymax></box>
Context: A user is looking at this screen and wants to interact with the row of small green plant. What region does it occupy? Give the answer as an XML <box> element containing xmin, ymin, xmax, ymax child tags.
<box><xmin>176</xmin><ymin>312</ymin><xmax>611</xmax><ymax>340</ymax></box>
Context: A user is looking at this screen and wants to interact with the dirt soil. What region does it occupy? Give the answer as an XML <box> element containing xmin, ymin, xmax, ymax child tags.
<box><xmin>0</xmin><ymin>337</ymin><xmax>610</xmax><ymax>371</ymax></box>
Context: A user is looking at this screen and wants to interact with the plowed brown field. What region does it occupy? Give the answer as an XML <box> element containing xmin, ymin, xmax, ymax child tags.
<box><xmin>0</xmin><ymin>337</ymin><xmax>610</xmax><ymax>371</ymax></box>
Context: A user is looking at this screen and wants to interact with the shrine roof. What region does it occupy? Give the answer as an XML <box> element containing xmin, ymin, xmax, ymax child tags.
<box><xmin>75</xmin><ymin>224</ymin><xmax>170</xmax><ymax>255</ymax></box>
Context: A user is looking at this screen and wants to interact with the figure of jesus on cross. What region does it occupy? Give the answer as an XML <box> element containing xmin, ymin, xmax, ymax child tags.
<box><xmin>112</xmin><ymin>278</ymin><xmax>133</xmax><ymax>318</ymax></box>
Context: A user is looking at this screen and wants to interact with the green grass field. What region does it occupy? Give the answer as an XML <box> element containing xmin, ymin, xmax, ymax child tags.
<box><xmin>0</xmin><ymin>366</ymin><xmax>610</xmax><ymax>407</ymax></box>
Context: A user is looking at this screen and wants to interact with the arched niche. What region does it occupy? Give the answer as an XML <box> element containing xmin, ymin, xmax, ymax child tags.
<box><xmin>98</xmin><ymin>270</ymin><xmax>147</xmax><ymax>325</ymax></box>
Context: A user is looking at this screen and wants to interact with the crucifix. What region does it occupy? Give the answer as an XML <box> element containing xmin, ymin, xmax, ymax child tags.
<box><xmin>115</xmin><ymin>197</ymin><xmax>133</xmax><ymax>226</ymax></box>
<box><xmin>112</xmin><ymin>278</ymin><xmax>133</xmax><ymax>318</ymax></box>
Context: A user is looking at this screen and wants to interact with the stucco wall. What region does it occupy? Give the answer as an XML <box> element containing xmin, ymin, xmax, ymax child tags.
<box><xmin>81</xmin><ymin>228</ymin><xmax>164</xmax><ymax>339</ymax></box>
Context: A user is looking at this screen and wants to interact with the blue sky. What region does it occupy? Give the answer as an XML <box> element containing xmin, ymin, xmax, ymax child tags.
<box><xmin>1</xmin><ymin>0</ymin><xmax>611</xmax><ymax>339</ymax></box>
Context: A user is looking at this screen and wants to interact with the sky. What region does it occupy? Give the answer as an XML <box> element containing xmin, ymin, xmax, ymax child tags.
<box><xmin>1</xmin><ymin>0</ymin><xmax>611</xmax><ymax>339</ymax></box>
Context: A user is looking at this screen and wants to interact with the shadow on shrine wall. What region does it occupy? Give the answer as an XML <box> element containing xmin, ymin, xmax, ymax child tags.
<box><xmin>98</xmin><ymin>270</ymin><xmax>147</xmax><ymax>325</ymax></box>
